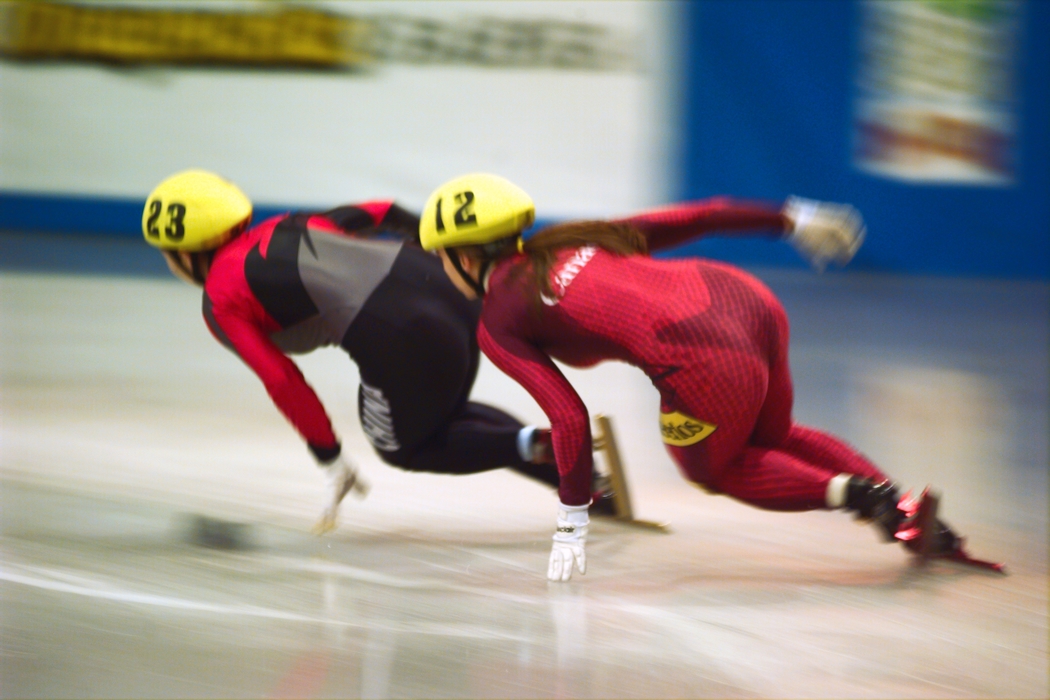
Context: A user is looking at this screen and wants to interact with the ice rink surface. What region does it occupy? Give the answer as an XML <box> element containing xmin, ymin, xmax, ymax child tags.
<box><xmin>1</xmin><ymin>238</ymin><xmax>1047</xmax><ymax>698</ymax></box>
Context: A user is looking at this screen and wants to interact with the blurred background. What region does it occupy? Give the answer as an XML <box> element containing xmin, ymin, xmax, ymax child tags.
<box><xmin>2</xmin><ymin>0</ymin><xmax>1046</xmax><ymax>277</ymax></box>
<box><xmin>1</xmin><ymin>1</ymin><xmax>1047</xmax><ymax>698</ymax></box>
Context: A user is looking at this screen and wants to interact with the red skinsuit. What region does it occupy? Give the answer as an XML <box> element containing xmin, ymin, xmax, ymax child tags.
<box><xmin>202</xmin><ymin>202</ymin><xmax>401</xmax><ymax>458</ymax></box>
<box><xmin>478</xmin><ymin>198</ymin><xmax>889</xmax><ymax>507</ymax></box>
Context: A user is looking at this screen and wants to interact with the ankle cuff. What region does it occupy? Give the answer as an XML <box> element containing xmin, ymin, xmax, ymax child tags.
<box><xmin>826</xmin><ymin>473</ymin><xmax>852</xmax><ymax>509</ymax></box>
<box><xmin>517</xmin><ymin>426</ymin><xmax>538</xmax><ymax>462</ymax></box>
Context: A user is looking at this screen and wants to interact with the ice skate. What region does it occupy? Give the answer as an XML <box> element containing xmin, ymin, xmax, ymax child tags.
<box><xmin>845</xmin><ymin>477</ymin><xmax>909</xmax><ymax>542</ymax></box>
<box><xmin>589</xmin><ymin>469</ymin><xmax>618</xmax><ymax>518</ymax></box>
<box><xmin>895</xmin><ymin>487</ymin><xmax>1006</xmax><ymax>574</ymax></box>
<box><xmin>529</xmin><ymin>427</ymin><xmax>554</xmax><ymax>465</ymax></box>
<box><xmin>593</xmin><ymin>414</ymin><xmax>669</xmax><ymax>532</ymax></box>
<box><xmin>312</xmin><ymin>456</ymin><xmax>369</xmax><ymax>535</ymax></box>
<box><xmin>532</xmin><ymin>423</ymin><xmax>651</xmax><ymax>522</ymax></box>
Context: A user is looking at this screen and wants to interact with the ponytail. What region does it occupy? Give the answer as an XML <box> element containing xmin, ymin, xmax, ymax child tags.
<box><xmin>454</xmin><ymin>219</ymin><xmax>647</xmax><ymax>305</ymax></box>
<box><xmin>520</xmin><ymin>220</ymin><xmax>647</xmax><ymax>301</ymax></box>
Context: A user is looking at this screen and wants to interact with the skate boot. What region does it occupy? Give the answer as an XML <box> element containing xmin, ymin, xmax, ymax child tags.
<box><xmin>530</xmin><ymin>428</ymin><xmax>554</xmax><ymax>465</ymax></box>
<box><xmin>895</xmin><ymin>487</ymin><xmax>962</xmax><ymax>557</ymax></box>
<box><xmin>895</xmin><ymin>488</ymin><xmax>1006</xmax><ymax>573</ymax></box>
<box><xmin>845</xmin><ymin>477</ymin><xmax>908</xmax><ymax>542</ymax></box>
<box><xmin>589</xmin><ymin>470</ymin><xmax>618</xmax><ymax>517</ymax></box>
<box><xmin>904</xmin><ymin>518</ymin><xmax>961</xmax><ymax>557</ymax></box>
<box><xmin>534</xmin><ymin>427</ymin><xmax>618</xmax><ymax>516</ymax></box>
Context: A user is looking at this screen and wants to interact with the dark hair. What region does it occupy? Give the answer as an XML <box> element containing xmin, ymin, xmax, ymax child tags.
<box><xmin>159</xmin><ymin>218</ymin><xmax>248</xmax><ymax>287</ymax></box>
<box><xmin>522</xmin><ymin>220</ymin><xmax>647</xmax><ymax>299</ymax></box>
<box><xmin>162</xmin><ymin>250</ymin><xmax>215</xmax><ymax>286</ymax></box>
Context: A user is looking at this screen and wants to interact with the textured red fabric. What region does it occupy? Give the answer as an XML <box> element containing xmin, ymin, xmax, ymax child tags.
<box><xmin>617</xmin><ymin>196</ymin><xmax>787</xmax><ymax>251</ymax></box>
<box><xmin>669</xmin><ymin>425</ymin><xmax>891</xmax><ymax>511</ymax></box>
<box><xmin>479</xmin><ymin>199</ymin><xmax>887</xmax><ymax>507</ymax></box>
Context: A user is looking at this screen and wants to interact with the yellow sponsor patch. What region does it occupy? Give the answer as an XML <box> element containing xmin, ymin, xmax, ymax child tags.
<box><xmin>659</xmin><ymin>410</ymin><xmax>717</xmax><ymax>446</ymax></box>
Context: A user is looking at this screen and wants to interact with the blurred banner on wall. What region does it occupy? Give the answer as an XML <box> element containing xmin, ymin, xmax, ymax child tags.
<box><xmin>0</xmin><ymin>1</ymin><xmax>637</xmax><ymax>71</ymax></box>
<box><xmin>681</xmin><ymin>0</ymin><xmax>1048</xmax><ymax>279</ymax></box>
<box><xmin>853</xmin><ymin>0</ymin><xmax>1020</xmax><ymax>186</ymax></box>
<box><xmin>0</xmin><ymin>2</ymin><xmax>372</xmax><ymax>69</ymax></box>
<box><xmin>0</xmin><ymin>1</ymin><xmax>676</xmax><ymax>224</ymax></box>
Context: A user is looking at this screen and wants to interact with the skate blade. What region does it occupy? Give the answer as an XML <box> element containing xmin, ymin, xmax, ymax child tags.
<box><xmin>312</xmin><ymin>516</ymin><xmax>337</xmax><ymax>536</ymax></box>
<box><xmin>612</xmin><ymin>516</ymin><xmax>671</xmax><ymax>533</ymax></box>
<box><xmin>935</xmin><ymin>535</ymin><xmax>1008</xmax><ymax>574</ymax></box>
<box><xmin>351</xmin><ymin>478</ymin><xmax>370</xmax><ymax>499</ymax></box>
<box><xmin>897</xmin><ymin>488</ymin><xmax>1007</xmax><ymax>574</ymax></box>
<box><xmin>594</xmin><ymin>414</ymin><xmax>670</xmax><ymax>534</ymax></box>
<box><xmin>943</xmin><ymin>546</ymin><xmax>1008</xmax><ymax>574</ymax></box>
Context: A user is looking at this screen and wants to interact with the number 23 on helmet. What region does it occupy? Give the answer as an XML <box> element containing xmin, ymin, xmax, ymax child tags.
<box><xmin>142</xmin><ymin>170</ymin><xmax>252</xmax><ymax>252</ymax></box>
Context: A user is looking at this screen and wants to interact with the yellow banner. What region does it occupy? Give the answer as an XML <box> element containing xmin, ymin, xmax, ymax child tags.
<box><xmin>0</xmin><ymin>2</ymin><xmax>637</xmax><ymax>71</ymax></box>
<box><xmin>0</xmin><ymin>2</ymin><xmax>371</xmax><ymax>69</ymax></box>
<box><xmin>659</xmin><ymin>410</ymin><xmax>716</xmax><ymax>447</ymax></box>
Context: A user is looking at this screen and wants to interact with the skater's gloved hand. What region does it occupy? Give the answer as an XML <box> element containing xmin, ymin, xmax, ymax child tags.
<box><xmin>314</xmin><ymin>454</ymin><xmax>369</xmax><ymax>535</ymax></box>
<box><xmin>548</xmin><ymin>502</ymin><xmax>589</xmax><ymax>582</ymax></box>
<box><xmin>783</xmin><ymin>196</ymin><xmax>866</xmax><ymax>271</ymax></box>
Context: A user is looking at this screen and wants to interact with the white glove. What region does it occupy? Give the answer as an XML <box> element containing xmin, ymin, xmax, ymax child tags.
<box><xmin>548</xmin><ymin>501</ymin><xmax>589</xmax><ymax>582</ymax></box>
<box><xmin>313</xmin><ymin>454</ymin><xmax>369</xmax><ymax>534</ymax></box>
<box><xmin>783</xmin><ymin>196</ymin><xmax>866</xmax><ymax>271</ymax></box>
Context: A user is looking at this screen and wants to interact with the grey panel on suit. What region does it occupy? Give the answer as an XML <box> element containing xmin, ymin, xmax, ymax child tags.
<box><xmin>296</xmin><ymin>227</ymin><xmax>402</xmax><ymax>343</ymax></box>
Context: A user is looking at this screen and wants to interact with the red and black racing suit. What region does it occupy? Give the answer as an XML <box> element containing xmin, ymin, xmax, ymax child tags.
<box><xmin>201</xmin><ymin>201</ymin><xmax>557</xmax><ymax>485</ymax></box>
<box><xmin>478</xmin><ymin>198</ymin><xmax>890</xmax><ymax>508</ymax></box>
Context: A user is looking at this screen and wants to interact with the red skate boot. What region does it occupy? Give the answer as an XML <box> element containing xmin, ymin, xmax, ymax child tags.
<box><xmin>895</xmin><ymin>487</ymin><xmax>1006</xmax><ymax>574</ymax></box>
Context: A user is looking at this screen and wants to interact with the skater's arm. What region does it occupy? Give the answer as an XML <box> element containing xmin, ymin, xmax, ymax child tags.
<box><xmin>616</xmin><ymin>197</ymin><xmax>788</xmax><ymax>252</ymax></box>
<box><xmin>375</xmin><ymin>203</ymin><xmax>422</xmax><ymax>244</ymax></box>
<box><xmin>206</xmin><ymin>310</ymin><xmax>341</xmax><ymax>462</ymax></box>
<box><xmin>477</xmin><ymin>321</ymin><xmax>593</xmax><ymax>507</ymax></box>
<box><xmin>319</xmin><ymin>201</ymin><xmax>421</xmax><ymax>244</ymax></box>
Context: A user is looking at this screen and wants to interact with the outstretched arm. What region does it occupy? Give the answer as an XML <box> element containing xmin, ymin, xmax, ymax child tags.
<box><xmin>616</xmin><ymin>197</ymin><xmax>788</xmax><ymax>252</ymax></box>
<box><xmin>321</xmin><ymin>202</ymin><xmax>421</xmax><ymax>244</ymax></box>
<box><xmin>205</xmin><ymin>307</ymin><xmax>369</xmax><ymax>530</ymax></box>
<box><xmin>204</xmin><ymin>306</ymin><xmax>342</xmax><ymax>462</ymax></box>
<box><xmin>619</xmin><ymin>195</ymin><xmax>866</xmax><ymax>270</ymax></box>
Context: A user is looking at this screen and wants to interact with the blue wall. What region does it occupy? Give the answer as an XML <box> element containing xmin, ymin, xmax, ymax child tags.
<box><xmin>0</xmin><ymin>191</ymin><xmax>291</xmax><ymax>239</ymax></box>
<box><xmin>678</xmin><ymin>0</ymin><xmax>1049</xmax><ymax>279</ymax></box>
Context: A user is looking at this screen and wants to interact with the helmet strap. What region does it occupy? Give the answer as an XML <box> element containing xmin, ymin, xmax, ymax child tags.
<box><xmin>162</xmin><ymin>250</ymin><xmax>211</xmax><ymax>287</ymax></box>
<box><xmin>448</xmin><ymin>250</ymin><xmax>488</xmax><ymax>298</ymax></box>
<box><xmin>189</xmin><ymin>251</ymin><xmax>210</xmax><ymax>285</ymax></box>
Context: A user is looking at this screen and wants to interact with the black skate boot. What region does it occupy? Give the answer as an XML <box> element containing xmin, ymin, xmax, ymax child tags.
<box><xmin>533</xmin><ymin>428</ymin><xmax>618</xmax><ymax>517</ymax></box>
<box><xmin>845</xmin><ymin>477</ymin><xmax>908</xmax><ymax>542</ymax></box>
<box><xmin>530</xmin><ymin>428</ymin><xmax>554</xmax><ymax>465</ymax></box>
<box><xmin>589</xmin><ymin>470</ymin><xmax>618</xmax><ymax>517</ymax></box>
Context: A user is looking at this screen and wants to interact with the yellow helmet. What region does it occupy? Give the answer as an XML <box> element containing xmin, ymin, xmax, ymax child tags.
<box><xmin>420</xmin><ymin>173</ymin><xmax>535</xmax><ymax>251</ymax></box>
<box><xmin>142</xmin><ymin>170</ymin><xmax>252</xmax><ymax>251</ymax></box>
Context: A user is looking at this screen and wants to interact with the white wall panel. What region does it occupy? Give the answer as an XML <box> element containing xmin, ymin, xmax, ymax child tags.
<box><xmin>0</xmin><ymin>1</ymin><xmax>680</xmax><ymax>218</ymax></box>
